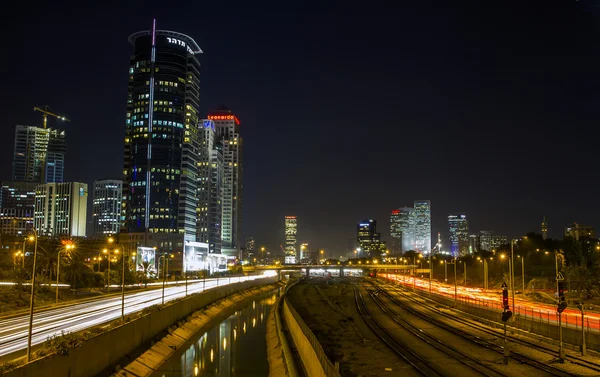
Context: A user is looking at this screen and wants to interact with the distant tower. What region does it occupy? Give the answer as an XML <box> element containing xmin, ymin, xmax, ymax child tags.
<box><xmin>541</xmin><ymin>217</ymin><xmax>548</xmax><ymax>240</ymax></box>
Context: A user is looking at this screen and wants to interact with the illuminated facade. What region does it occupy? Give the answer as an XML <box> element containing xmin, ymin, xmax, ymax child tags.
<box><xmin>121</xmin><ymin>25</ymin><xmax>202</xmax><ymax>258</ymax></box>
<box><xmin>390</xmin><ymin>207</ymin><xmax>415</xmax><ymax>253</ymax></box>
<box><xmin>284</xmin><ymin>216</ymin><xmax>297</xmax><ymax>263</ymax></box>
<box><xmin>448</xmin><ymin>213</ymin><xmax>469</xmax><ymax>256</ymax></box>
<box><xmin>357</xmin><ymin>219</ymin><xmax>384</xmax><ymax>257</ymax></box>
<box><xmin>208</xmin><ymin>108</ymin><xmax>243</xmax><ymax>257</ymax></box>
<box><xmin>34</xmin><ymin>182</ymin><xmax>87</xmax><ymax>237</ymax></box>
<box><xmin>414</xmin><ymin>200</ymin><xmax>431</xmax><ymax>254</ymax></box>
<box><xmin>13</xmin><ymin>125</ymin><xmax>66</xmax><ymax>183</ymax></box>
<box><xmin>0</xmin><ymin>181</ymin><xmax>36</xmax><ymax>236</ymax></box>
<box><xmin>93</xmin><ymin>179</ymin><xmax>123</xmax><ymax>236</ymax></box>
<box><xmin>478</xmin><ymin>231</ymin><xmax>507</xmax><ymax>252</ymax></box>
<box><xmin>197</xmin><ymin>119</ymin><xmax>223</xmax><ymax>254</ymax></box>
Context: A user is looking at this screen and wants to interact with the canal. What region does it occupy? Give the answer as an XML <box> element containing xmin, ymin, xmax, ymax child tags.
<box><xmin>150</xmin><ymin>288</ymin><xmax>279</xmax><ymax>377</ymax></box>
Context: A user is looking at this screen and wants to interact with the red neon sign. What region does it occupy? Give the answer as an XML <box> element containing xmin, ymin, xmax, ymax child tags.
<box><xmin>207</xmin><ymin>114</ymin><xmax>241</xmax><ymax>125</ymax></box>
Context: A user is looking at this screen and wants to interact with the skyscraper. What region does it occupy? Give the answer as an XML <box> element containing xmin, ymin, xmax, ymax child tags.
<box><xmin>448</xmin><ymin>213</ymin><xmax>469</xmax><ymax>256</ymax></box>
<box><xmin>284</xmin><ymin>216</ymin><xmax>297</xmax><ymax>263</ymax></box>
<box><xmin>207</xmin><ymin>108</ymin><xmax>243</xmax><ymax>257</ymax></box>
<box><xmin>34</xmin><ymin>182</ymin><xmax>87</xmax><ymax>237</ymax></box>
<box><xmin>121</xmin><ymin>24</ymin><xmax>202</xmax><ymax>258</ymax></box>
<box><xmin>197</xmin><ymin>119</ymin><xmax>223</xmax><ymax>254</ymax></box>
<box><xmin>12</xmin><ymin>125</ymin><xmax>66</xmax><ymax>183</ymax></box>
<box><xmin>93</xmin><ymin>179</ymin><xmax>123</xmax><ymax>236</ymax></box>
<box><xmin>390</xmin><ymin>207</ymin><xmax>415</xmax><ymax>253</ymax></box>
<box><xmin>357</xmin><ymin>219</ymin><xmax>385</xmax><ymax>257</ymax></box>
<box><xmin>413</xmin><ymin>200</ymin><xmax>431</xmax><ymax>254</ymax></box>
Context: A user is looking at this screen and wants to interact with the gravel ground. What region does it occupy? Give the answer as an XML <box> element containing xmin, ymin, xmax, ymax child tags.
<box><xmin>287</xmin><ymin>278</ymin><xmax>420</xmax><ymax>377</ymax></box>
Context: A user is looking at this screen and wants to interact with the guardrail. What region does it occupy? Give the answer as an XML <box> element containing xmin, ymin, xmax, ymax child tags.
<box><xmin>282</xmin><ymin>297</ymin><xmax>341</xmax><ymax>377</ymax></box>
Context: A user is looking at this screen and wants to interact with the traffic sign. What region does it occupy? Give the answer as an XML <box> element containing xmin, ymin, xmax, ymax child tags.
<box><xmin>556</xmin><ymin>272</ymin><xmax>565</xmax><ymax>281</ymax></box>
<box><xmin>501</xmin><ymin>281</ymin><xmax>508</xmax><ymax>289</ymax></box>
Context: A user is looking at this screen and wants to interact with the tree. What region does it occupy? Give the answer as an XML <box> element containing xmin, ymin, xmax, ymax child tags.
<box><xmin>567</xmin><ymin>265</ymin><xmax>594</xmax><ymax>300</ymax></box>
<box><xmin>63</xmin><ymin>251</ymin><xmax>93</xmax><ymax>289</ymax></box>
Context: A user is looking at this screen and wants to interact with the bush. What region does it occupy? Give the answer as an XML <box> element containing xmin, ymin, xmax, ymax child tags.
<box><xmin>0</xmin><ymin>359</ymin><xmax>25</xmax><ymax>373</ymax></box>
<box><xmin>37</xmin><ymin>331</ymin><xmax>82</xmax><ymax>357</ymax></box>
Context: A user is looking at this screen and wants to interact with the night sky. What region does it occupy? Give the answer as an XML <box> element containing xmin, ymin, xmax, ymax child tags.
<box><xmin>1</xmin><ymin>1</ymin><xmax>598</xmax><ymax>257</ymax></box>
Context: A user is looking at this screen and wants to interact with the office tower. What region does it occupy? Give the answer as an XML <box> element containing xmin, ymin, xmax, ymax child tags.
<box><xmin>93</xmin><ymin>179</ymin><xmax>123</xmax><ymax>236</ymax></box>
<box><xmin>357</xmin><ymin>219</ymin><xmax>384</xmax><ymax>258</ymax></box>
<box><xmin>541</xmin><ymin>217</ymin><xmax>548</xmax><ymax>240</ymax></box>
<box><xmin>478</xmin><ymin>231</ymin><xmax>508</xmax><ymax>252</ymax></box>
<box><xmin>197</xmin><ymin>119</ymin><xmax>224</xmax><ymax>254</ymax></box>
<box><xmin>413</xmin><ymin>200</ymin><xmax>431</xmax><ymax>254</ymax></box>
<box><xmin>300</xmin><ymin>243</ymin><xmax>309</xmax><ymax>261</ymax></box>
<box><xmin>243</xmin><ymin>237</ymin><xmax>255</xmax><ymax>262</ymax></box>
<box><xmin>448</xmin><ymin>213</ymin><xmax>469</xmax><ymax>256</ymax></box>
<box><xmin>34</xmin><ymin>182</ymin><xmax>87</xmax><ymax>237</ymax></box>
<box><xmin>121</xmin><ymin>24</ymin><xmax>202</xmax><ymax>263</ymax></box>
<box><xmin>468</xmin><ymin>234</ymin><xmax>479</xmax><ymax>254</ymax></box>
<box><xmin>207</xmin><ymin>108</ymin><xmax>243</xmax><ymax>257</ymax></box>
<box><xmin>13</xmin><ymin>125</ymin><xmax>66</xmax><ymax>183</ymax></box>
<box><xmin>284</xmin><ymin>216</ymin><xmax>297</xmax><ymax>263</ymax></box>
<box><xmin>390</xmin><ymin>207</ymin><xmax>415</xmax><ymax>253</ymax></box>
<box><xmin>565</xmin><ymin>223</ymin><xmax>595</xmax><ymax>241</ymax></box>
<box><xmin>0</xmin><ymin>181</ymin><xmax>36</xmax><ymax>236</ymax></box>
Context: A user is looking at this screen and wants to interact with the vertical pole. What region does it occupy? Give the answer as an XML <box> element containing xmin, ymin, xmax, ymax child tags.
<box><xmin>511</xmin><ymin>240</ymin><xmax>515</xmax><ymax>316</ymax></box>
<box><xmin>581</xmin><ymin>305</ymin><xmax>587</xmax><ymax>356</ymax></box>
<box><xmin>444</xmin><ymin>262</ymin><xmax>447</xmax><ymax>283</ymax></box>
<box><xmin>55</xmin><ymin>251</ymin><xmax>60</xmax><ymax>304</ymax></box>
<box><xmin>162</xmin><ymin>255</ymin><xmax>166</xmax><ymax>305</ymax></box>
<box><xmin>26</xmin><ymin>232</ymin><xmax>38</xmax><ymax>362</ymax></box>
<box><xmin>429</xmin><ymin>254</ymin><xmax>432</xmax><ymax>293</ymax></box>
<box><xmin>413</xmin><ymin>257</ymin><xmax>416</xmax><ymax>292</ymax></box>
<box><xmin>559</xmin><ymin>313</ymin><xmax>565</xmax><ymax>363</ymax></box>
<box><xmin>107</xmin><ymin>255</ymin><xmax>110</xmax><ymax>293</ymax></box>
<box><xmin>454</xmin><ymin>259</ymin><xmax>457</xmax><ymax>307</ymax></box>
<box><xmin>185</xmin><ymin>270</ymin><xmax>188</xmax><ymax>297</ymax></box>
<box><xmin>555</xmin><ymin>253</ymin><xmax>559</xmax><ymax>300</ymax></box>
<box><xmin>121</xmin><ymin>248</ymin><xmax>126</xmax><ymax>321</ymax></box>
<box><xmin>503</xmin><ymin>321</ymin><xmax>509</xmax><ymax>364</ymax></box>
<box><xmin>464</xmin><ymin>261</ymin><xmax>467</xmax><ymax>286</ymax></box>
<box><xmin>522</xmin><ymin>257</ymin><xmax>525</xmax><ymax>292</ymax></box>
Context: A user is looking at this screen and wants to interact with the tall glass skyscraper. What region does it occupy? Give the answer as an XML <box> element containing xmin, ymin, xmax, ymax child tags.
<box><xmin>207</xmin><ymin>108</ymin><xmax>243</xmax><ymax>257</ymax></box>
<box><xmin>390</xmin><ymin>207</ymin><xmax>415</xmax><ymax>254</ymax></box>
<box><xmin>448</xmin><ymin>213</ymin><xmax>469</xmax><ymax>256</ymax></box>
<box><xmin>413</xmin><ymin>200</ymin><xmax>431</xmax><ymax>254</ymax></box>
<box><xmin>122</xmin><ymin>24</ymin><xmax>202</xmax><ymax>250</ymax></box>
<box><xmin>13</xmin><ymin>125</ymin><xmax>66</xmax><ymax>183</ymax></box>
<box><xmin>284</xmin><ymin>216</ymin><xmax>297</xmax><ymax>263</ymax></box>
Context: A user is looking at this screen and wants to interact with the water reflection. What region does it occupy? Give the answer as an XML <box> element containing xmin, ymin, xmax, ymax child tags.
<box><xmin>153</xmin><ymin>291</ymin><xmax>278</xmax><ymax>377</ymax></box>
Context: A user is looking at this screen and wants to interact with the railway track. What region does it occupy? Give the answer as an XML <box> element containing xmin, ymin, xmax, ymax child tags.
<box><xmin>353</xmin><ymin>286</ymin><xmax>443</xmax><ymax>376</ymax></box>
<box><xmin>377</xmin><ymin>281</ymin><xmax>600</xmax><ymax>376</ymax></box>
<box><xmin>365</xmin><ymin>286</ymin><xmax>509</xmax><ymax>377</ymax></box>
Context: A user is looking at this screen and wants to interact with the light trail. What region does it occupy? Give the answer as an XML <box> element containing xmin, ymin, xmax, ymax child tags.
<box><xmin>0</xmin><ymin>275</ymin><xmax>266</xmax><ymax>358</ymax></box>
<box><xmin>381</xmin><ymin>273</ymin><xmax>600</xmax><ymax>331</ymax></box>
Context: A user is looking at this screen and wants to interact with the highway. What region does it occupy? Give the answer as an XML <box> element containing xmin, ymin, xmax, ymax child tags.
<box><xmin>382</xmin><ymin>273</ymin><xmax>600</xmax><ymax>331</ymax></box>
<box><xmin>0</xmin><ymin>274</ymin><xmax>270</xmax><ymax>358</ymax></box>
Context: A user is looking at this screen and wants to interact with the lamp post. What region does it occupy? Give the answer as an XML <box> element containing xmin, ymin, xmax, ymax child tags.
<box><xmin>518</xmin><ymin>255</ymin><xmax>525</xmax><ymax>292</ymax></box>
<box><xmin>159</xmin><ymin>253</ymin><xmax>173</xmax><ymax>305</ymax></box>
<box><xmin>510</xmin><ymin>238</ymin><xmax>518</xmax><ymax>314</ymax></box>
<box><xmin>261</xmin><ymin>247</ymin><xmax>265</xmax><ymax>265</ymax></box>
<box><xmin>453</xmin><ymin>258</ymin><xmax>457</xmax><ymax>306</ymax></box>
<box><xmin>320</xmin><ymin>249</ymin><xmax>324</xmax><ymax>264</ymax></box>
<box><xmin>56</xmin><ymin>244</ymin><xmax>74</xmax><ymax>304</ymax></box>
<box><xmin>428</xmin><ymin>255</ymin><xmax>432</xmax><ymax>293</ymax></box>
<box><xmin>121</xmin><ymin>246</ymin><xmax>126</xmax><ymax>321</ymax></box>
<box><xmin>26</xmin><ymin>231</ymin><xmax>37</xmax><ymax>362</ymax></box>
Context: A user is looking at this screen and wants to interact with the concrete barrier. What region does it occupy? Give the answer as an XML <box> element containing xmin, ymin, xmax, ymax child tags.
<box><xmin>4</xmin><ymin>276</ymin><xmax>278</xmax><ymax>377</ymax></box>
<box><xmin>282</xmin><ymin>297</ymin><xmax>341</xmax><ymax>377</ymax></box>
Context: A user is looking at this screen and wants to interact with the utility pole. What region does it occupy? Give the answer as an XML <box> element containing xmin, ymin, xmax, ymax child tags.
<box><xmin>464</xmin><ymin>261</ymin><xmax>467</xmax><ymax>286</ymax></box>
<box><xmin>453</xmin><ymin>258</ymin><xmax>457</xmax><ymax>307</ymax></box>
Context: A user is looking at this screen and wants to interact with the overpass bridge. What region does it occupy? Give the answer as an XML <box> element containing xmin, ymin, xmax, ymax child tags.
<box><xmin>242</xmin><ymin>264</ymin><xmax>431</xmax><ymax>278</ymax></box>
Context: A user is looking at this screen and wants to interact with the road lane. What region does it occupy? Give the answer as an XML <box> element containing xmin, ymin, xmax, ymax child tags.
<box><xmin>0</xmin><ymin>275</ymin><xmax>266</xmax><ymax>358</ymax></box>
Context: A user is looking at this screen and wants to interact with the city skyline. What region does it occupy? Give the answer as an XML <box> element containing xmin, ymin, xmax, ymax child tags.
<box><xmin>0</xmin><ymin>1</ymin><xmax>597</xmax><ymax>254</ymax></box>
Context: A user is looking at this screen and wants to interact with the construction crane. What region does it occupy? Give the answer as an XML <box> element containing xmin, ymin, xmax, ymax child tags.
<box><xmin>33</xmin><ymin>105</ymin><xmax>70</xmax><ymax>129</ymax></box>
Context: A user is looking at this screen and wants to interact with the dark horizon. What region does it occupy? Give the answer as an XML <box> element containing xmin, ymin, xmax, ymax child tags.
<box><xmin>0</xmin><ymin>0</ymin><xmax>598</xmax><ymax>257</ymax></box>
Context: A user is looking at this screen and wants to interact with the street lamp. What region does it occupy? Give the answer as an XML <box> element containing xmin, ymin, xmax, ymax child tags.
<box><xmin>26</xmin><ymin>231</ymin><xmax>38</xmax><ymax>362</ymax></box>
<box><xmin>261</xmin><ymin>247</ymin><xmax>265</xmax><ymax>265</ymax></box>
<box><xmin>517</xmin><ymin>255</ymin><xmax>525</xmax><ymax>292</ymax></box>
<box><xmin>56</xmin><ymin>243</ymin><xmax>75</xmax><ymax>304</ymax></box>
<box><xmin>320</xmin><ymin>249</ymin><xmax>324</xmax><ymax>264</ymax></box>
<box><xmin>510</xmin><ymin>238</ymin><xmax>521</xmax><ymax>314</ymax></box>
<box><xmin>159</xmin><ymin>253</ymin><xmax>174</xmax><ymax>305</ymax></box>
